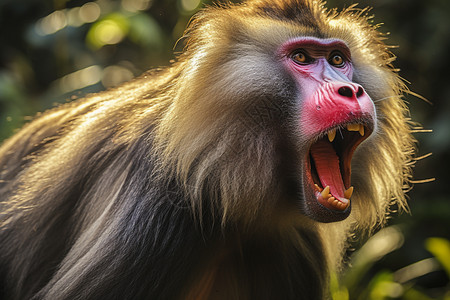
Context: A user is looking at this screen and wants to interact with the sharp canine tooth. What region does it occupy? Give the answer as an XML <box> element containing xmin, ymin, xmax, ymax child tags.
<box><xmin>328</xmin><ymin>129</ymin><xmax>336</xmax><ymax>142</ymax></box>
<box><xmin>347</xmin><ymin>124</ymin><xmax>360</xmax><ymax>132</ymax></box>
<box><xmin>344</xmin><ymin>186</ymin><xmax>354</xmax><ymax>199</ymax></box>
<box><xmin>315</xmin><ymin>184</ymin><xmax>323</xmax><ymax>192</ymax></box>
<box><xmin>359</xmin><ymin>125</ymin><xmax>364</xmax><ymax>136</ymax></box>
<box><xmin>321</xmin><ymin>186</ymin><xmax>330</xmax><ymax>199</ymax></box>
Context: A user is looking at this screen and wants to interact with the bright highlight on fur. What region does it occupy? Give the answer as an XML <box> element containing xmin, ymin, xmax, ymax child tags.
<box><xmin>0</xmin><ymin>0</ymin><xmax>416</xmax><ymax>299</ymax></box>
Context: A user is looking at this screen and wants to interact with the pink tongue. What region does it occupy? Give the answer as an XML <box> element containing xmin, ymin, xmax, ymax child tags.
<box><xmin>310</xmin><ymin>140</ymin><xmax>345</xmax><ymax>199</ymax></box>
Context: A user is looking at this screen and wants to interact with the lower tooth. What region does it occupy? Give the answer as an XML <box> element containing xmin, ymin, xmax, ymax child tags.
<box><xmin>315</xmin><ymin>184</ymin><xmax>323</xmax><ymax>192</ymax></box>
<box><xmin>344</xmin><ymin>186</ymin><xmax>354</xmax><ymax>199</ymax></box>
<box><xmin>321</xmin><ymin>186</ymin><xmax>330</xmax><ymax>198</ymax></box>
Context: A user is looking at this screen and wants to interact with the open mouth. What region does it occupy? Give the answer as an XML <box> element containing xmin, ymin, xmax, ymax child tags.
<box><xmin>308</xmin><ymin>122</ymin><xmax>372</xmax><ymax>214</ymax></box>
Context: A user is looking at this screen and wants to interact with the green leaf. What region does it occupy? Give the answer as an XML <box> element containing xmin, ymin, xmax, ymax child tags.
<box><xmin>330</xmin><ymin>272</ymin><xmax>349</xmax><ymax>300</ymax></box>
<box><xmin>366</xmin><ymin>271</ymin><xmax>403</xmax><ymax>300</ymax></box>
<box><xmin>425</xmin><ymin>237</ymin><xmax>450</xmax><ymax>278</ymax></box>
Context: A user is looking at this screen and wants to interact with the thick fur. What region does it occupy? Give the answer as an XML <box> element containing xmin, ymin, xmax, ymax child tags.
<box><xmin>0</xmin><ymin>0</ymin><xmax>415</xmax><ymax>299</ymax></box>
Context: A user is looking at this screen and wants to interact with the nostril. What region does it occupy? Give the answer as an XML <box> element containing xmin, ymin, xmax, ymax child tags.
<box><xmin>356</xmin><ymin>87</ymin><xmax>364</xmax><ymax>98</ymax></box>
<box><xmin>338</xmin><ymin>86</ymin><xmax>353</xmax><ymax>98</ymax></box>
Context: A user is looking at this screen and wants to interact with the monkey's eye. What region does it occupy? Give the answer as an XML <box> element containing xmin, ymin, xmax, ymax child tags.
<box><xmin>291</xmin><ymin>50</ymin><xmax>313</xmax><ymax>65</ymax></box>
<box><xmin>329</xmin><ymin>52</ymin><xmax>346</xmax><ymax>67</ymax></box>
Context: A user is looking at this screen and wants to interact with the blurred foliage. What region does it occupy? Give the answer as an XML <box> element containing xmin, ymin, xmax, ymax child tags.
<box><xmin>332</xmin><ymin>228</ymin><xmax>450</xmax><ymax>299</ymax></box>
<box><xmin>0</xmin><ymin>0</ymin><xmax>449</xmax><ymax>298</ymax></box>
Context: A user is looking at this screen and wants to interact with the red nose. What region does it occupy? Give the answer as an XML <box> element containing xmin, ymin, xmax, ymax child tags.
<box><xmin>327</xmin><ymin>82</ymin><xmax>371</xmax><ymax>114</ymax></box>
<box><xmin>327</xmin><ymin>82</ymin><xmax>371</xmax><ymax>118</ymax></box>
<box><xmin>301</xmin><ymin>81</ymin><xmax>375</xmax><ymax>136</ymax></box>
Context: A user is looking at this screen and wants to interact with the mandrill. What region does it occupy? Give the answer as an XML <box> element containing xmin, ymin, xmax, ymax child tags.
<box><xmin>0</xmin><ymin>0</ymin><xmax>415</xmax><ymax>299</ymax></box>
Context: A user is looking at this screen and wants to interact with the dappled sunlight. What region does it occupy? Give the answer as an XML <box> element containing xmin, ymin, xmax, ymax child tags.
<box><xmin>180</xmin><ymin>0</ymin><xmax>201</xmax><ymax>13</ymax></box>
<box><xmin>121</xmin><ymin>0</ymin><xmax>153</xmax><ymax>12</ymax></box>
<box><xmin>52</xmin><ymin>65</ymin><xmax>102</xmax><ymax>94</ymax></box>
<box><xmin>87</xmin><ymin>14</ymin><xmax>129</xmax><ymax>48</ymax></box>
<box><xmin>36</xmin><ymin>2</ymin><xmax>101</xmax><ymax>35</ymax></box>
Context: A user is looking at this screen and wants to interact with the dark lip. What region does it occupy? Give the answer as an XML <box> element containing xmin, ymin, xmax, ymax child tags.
<box><xmin>301</xmin><ymin>116</ymin><xmax>375</xmax><ymax>223</ymax></box>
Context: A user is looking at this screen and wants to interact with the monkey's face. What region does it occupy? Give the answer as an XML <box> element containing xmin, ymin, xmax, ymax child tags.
<box><xmin>162</xmin><ymin>7</ymin><xmax>408</xmax><ymax>227</ymax></box>
<box><xmin>279</xmin><ymin>37</ymin><xmax>376</xmax><ymax>223</ymax></box>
